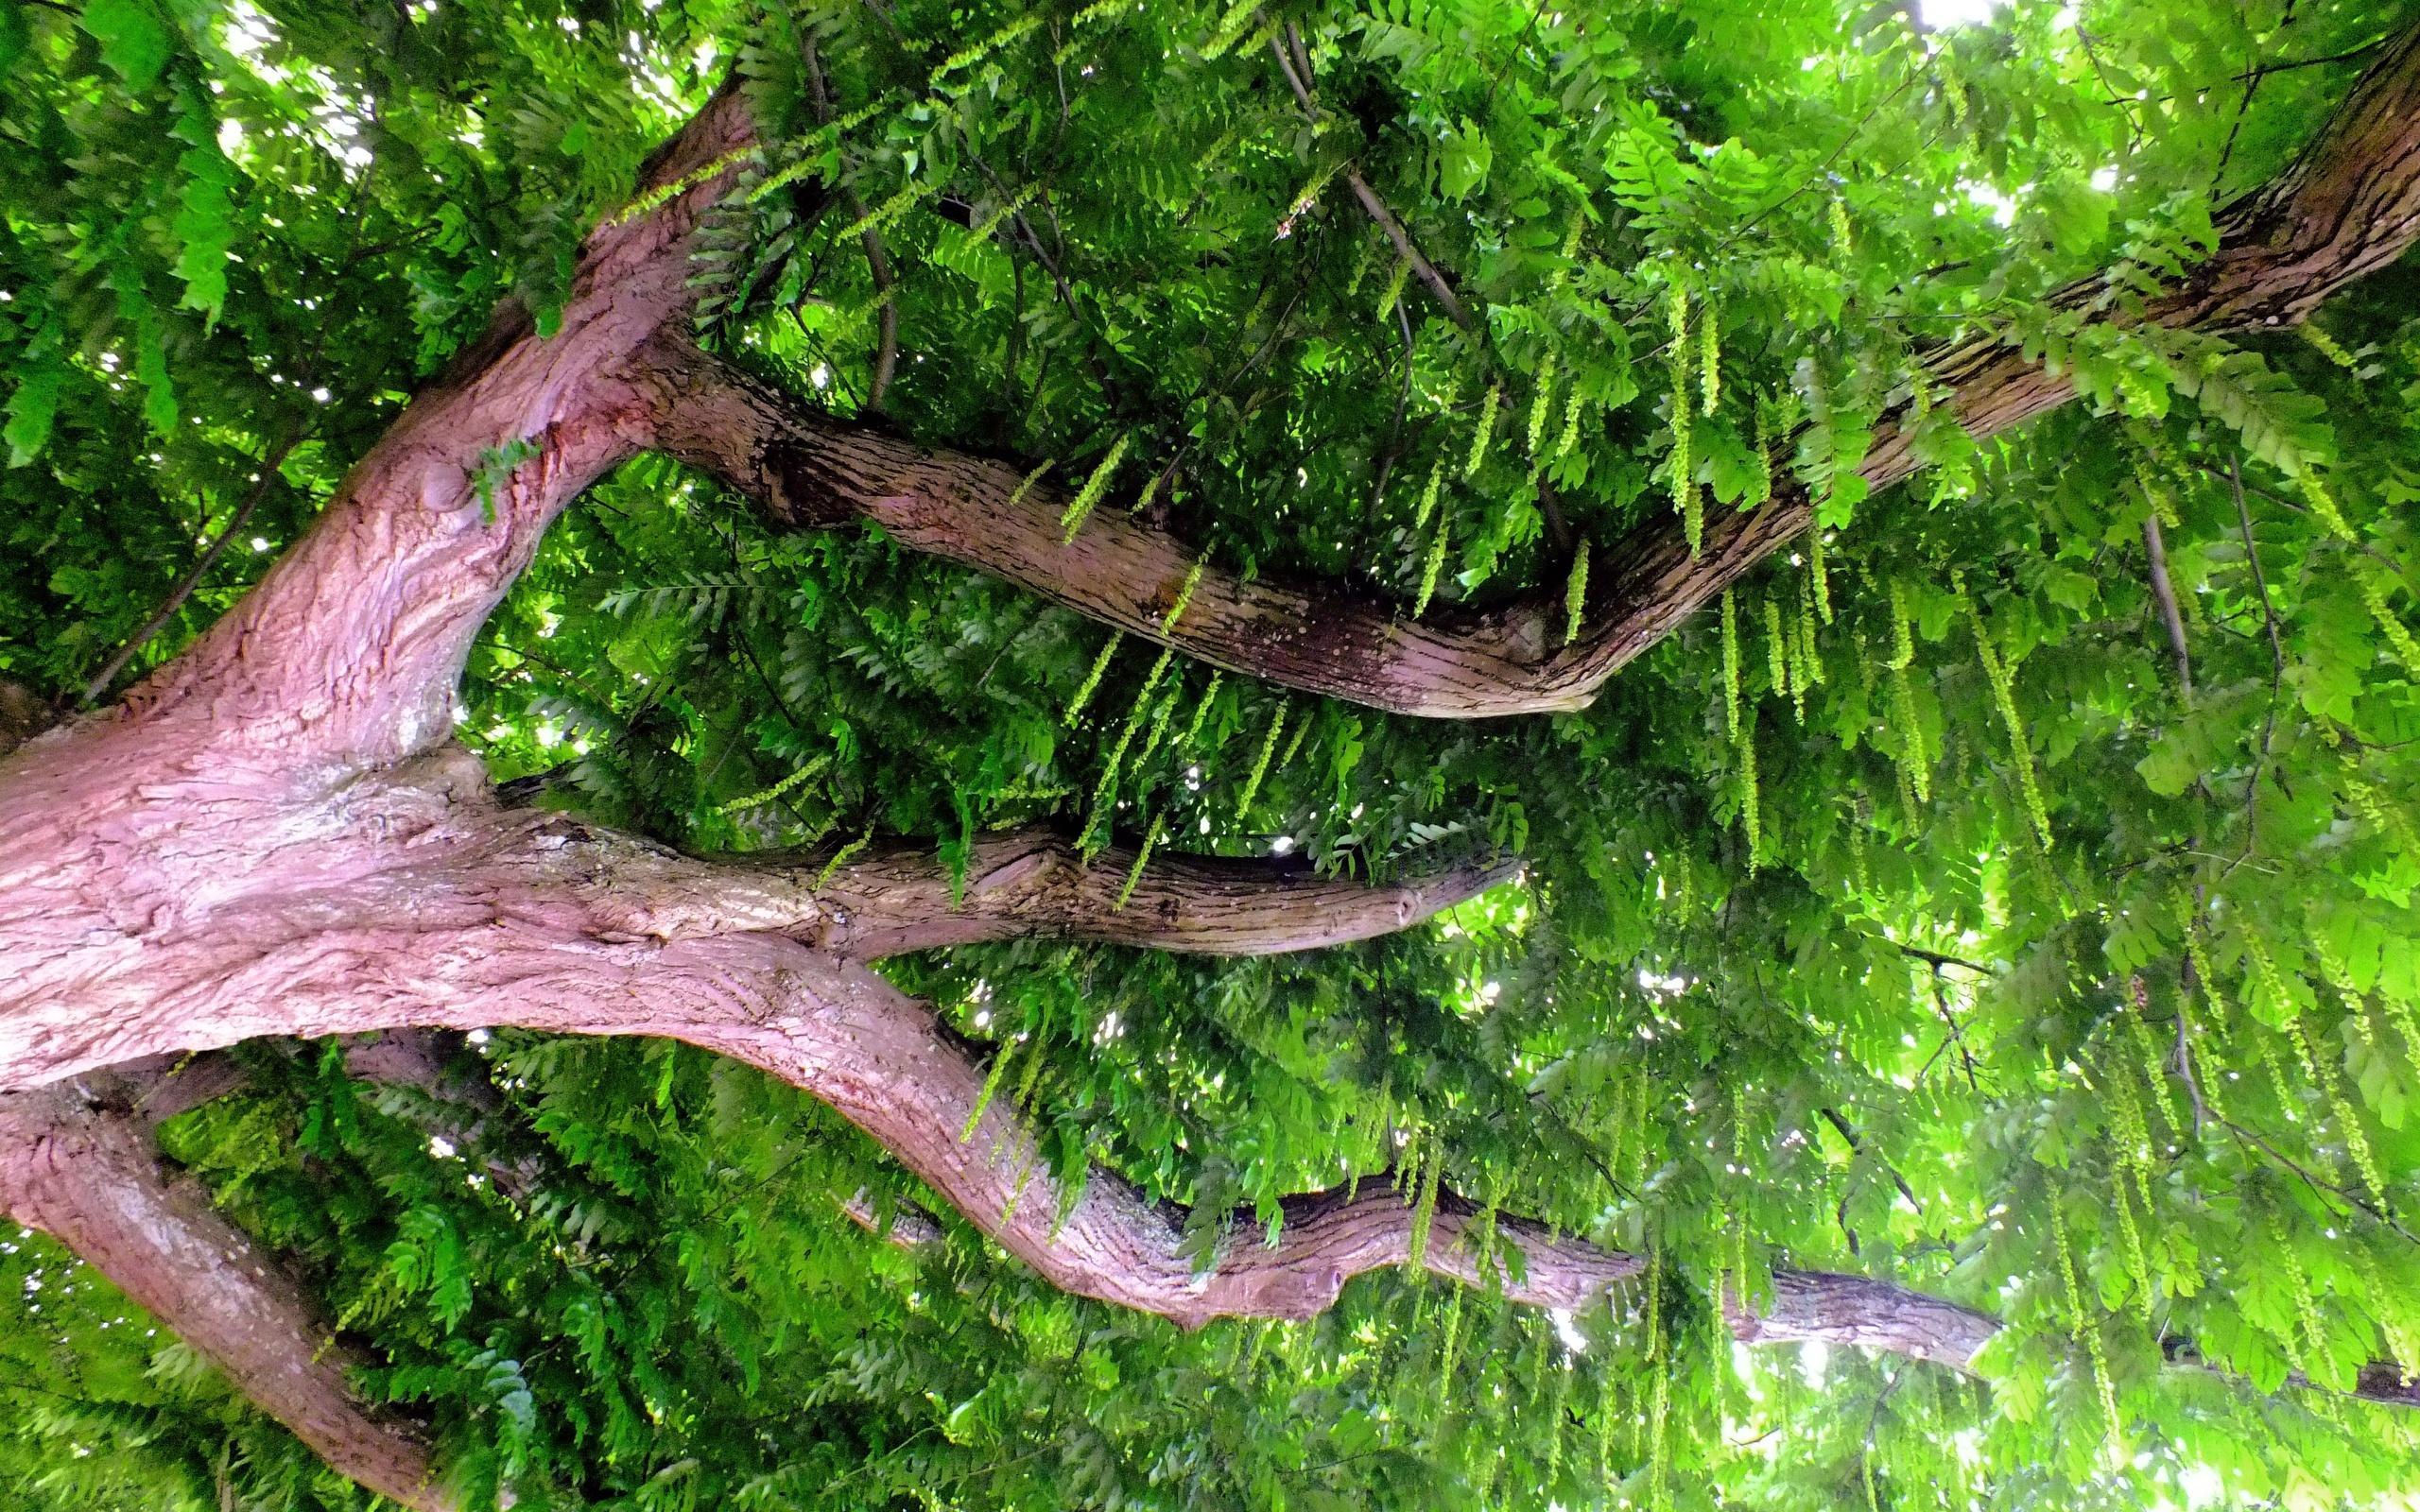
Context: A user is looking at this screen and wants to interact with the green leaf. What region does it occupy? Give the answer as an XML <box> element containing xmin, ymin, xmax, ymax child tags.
<box><xmin>4</xmin><ymin>357</ymin><xmax>65</xmax><ymax>468</ymax></box>
<box><xmin>80</xmin><ymin>0</ymin><xmax>168</xmax><ymax>92</ymax></box>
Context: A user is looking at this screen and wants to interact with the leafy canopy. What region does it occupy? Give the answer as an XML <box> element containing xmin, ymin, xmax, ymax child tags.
<box><xmin>8</xmin><ymin>0</ymin><xmax>2420</xmax><ymax>1507</ymax></box>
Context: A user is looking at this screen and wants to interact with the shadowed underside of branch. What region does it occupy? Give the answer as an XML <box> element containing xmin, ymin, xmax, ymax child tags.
<box><xmin>646</xmin><ymin>21</ymin><xmax>2420</xmax><ymax>717</ymax></box>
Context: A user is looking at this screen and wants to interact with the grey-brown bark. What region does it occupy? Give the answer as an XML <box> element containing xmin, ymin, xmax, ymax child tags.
<box><xmin>647</xmin><ymin>25</ymin><xmax>2420</xmax><ymax>717</ymax></box>
<box><xmin>0</xmin><ymin>1082</ymin><xmax>455</xmax><ymax>1512</ymax></box>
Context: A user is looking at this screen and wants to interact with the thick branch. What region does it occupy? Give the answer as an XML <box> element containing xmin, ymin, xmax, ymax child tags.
<box><xmin>803</xmin><ymin>828</ymin><xmax>1520</xmax><ymax>958</ymax></box>
<box><xmin>90</xmin><ymin>86</ymin><xmax>757</xmax><ymax>772</ymax></box>
<box><xmin>9</xmin><ymin>767</ymin><xmax>2415</xmax><ymax>1404</ymax></box>
<box><xmin>655</xmin><ymin>24</ymin><xmax>2420</xmax><ymax>718</ymax></box>
<box><xmin>0</xmin><ymin>1084</ymin><xmax>453</xmax><ymax>1512</ymax></box>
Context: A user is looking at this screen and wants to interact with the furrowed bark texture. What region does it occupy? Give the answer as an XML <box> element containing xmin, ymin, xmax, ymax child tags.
<box><xmin>648</xmin><ymin>26</ymin><xmax>2420</xmax><ymax>717</ymax></box>
<box><xmin>0</xmin><ymin>1085</ymin><xmax>454</xmax><ymax>1512</ymax></box>
<box><xmin>9</xmin><ymin>26</ymin><xmax>2420</xmax><ymax>1503</ymax></box>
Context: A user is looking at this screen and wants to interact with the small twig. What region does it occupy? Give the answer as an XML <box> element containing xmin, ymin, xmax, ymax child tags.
<box><xmin>1345</xmin><ymin>171</ymin><xmax>1473</xmax><ymax>331</ymax></box>
<box><xmin>799</xmin><ymin>39</ymin><xmax>899</xmax><ymax>412</ymax></box>
<box><xmin>1928</xmin><ymin>970</ymin><xmax>1982</xmax><ymax>1092</ymax></box>
<box><xmin>1819</xmin><ymin>1107</ymin><xmax>1924</xmax><ymax>1213</ymax></box>
<box><xmin>2222</xmin><ymin>1118</ymin><xmax>2420</xmax><ymax>1246</ymax></box>
<box><xmin>2141</xmin><ymin>512</ymin><xmax>2193</xmax><ymax>699</ymax></box>
<box><xmin>1267</xmin><ymin>27</ymin><xmax>1473</xmax><ymax>332</ymax></box>
<box><xmin>1893</xmin><ymin>942</ymin><xmax>1995</xmax><ymax>975</ymax></box>
<box><xmin>2228</xmin><ymin>454</ymin><xmax>2286</xmax><ymax>868</ymax></box>
<box><xmin>82</xmin><ymin>432</ymin><xmax>303</xmax><ymax>706</ymax></box>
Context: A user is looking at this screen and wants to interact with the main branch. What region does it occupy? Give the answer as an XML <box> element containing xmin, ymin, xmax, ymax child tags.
<box><xmin>650</xmin><ymin>23</ymin><xmax>2420</xmax><ymax>717</ymax></box>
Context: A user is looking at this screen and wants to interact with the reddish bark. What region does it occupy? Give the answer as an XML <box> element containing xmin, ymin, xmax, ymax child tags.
<box><xmin>0</xmin><ymin>1084</ymin><xmax>454</xmax><ymax>1512</ymax></box>
<box><xmin>6</xmin><ymin>26</ymin><xmax>2420</xmax><ymax>1504</ymax></box>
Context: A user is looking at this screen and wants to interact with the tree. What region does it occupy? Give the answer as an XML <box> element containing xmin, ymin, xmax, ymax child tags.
<box><xmin>6</xmin><ymin>0</ymin><xmax>2420</xmax><ymax>1505</ymax></box>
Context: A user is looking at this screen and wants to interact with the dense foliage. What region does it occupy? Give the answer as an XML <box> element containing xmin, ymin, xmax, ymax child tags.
<box><xmin>8</xmin><ymin>0</ymin><xmax>2420</xmax><ymax>1506</ymax></box>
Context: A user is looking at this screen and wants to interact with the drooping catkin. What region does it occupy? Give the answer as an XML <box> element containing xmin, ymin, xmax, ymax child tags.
<box><xmin>1412</xmin><ymin>451</ymin><xmax>1447</xmax><ymax>531</ymax></box>
<box><xmin>1065</xmin><ymin>632</ymin><xmax>1123</xmax><ymax>726</ymax></box>
<box><xmin>1529</xmin><ymin>352</ymin><xmax>1559</xmax><ymax>456</ymax></box>
<box><xmin>1114</xmin><ymin>816</ymin><xmax>1164</xmax><ymax>911</ymax></box>
<box><xmin>1179</xmin><ymin>670</ymin><xmax>1223</xmax><ymax>747</ymax></box>
<box><xmin>1414</xmin><ymin>511</ymin><xmax>1452</xmax><ymax>615</ymax></box>
<box><xmin>1277</xmin><ymin>709</ymin><xmax>1312</xmax><ymax>767</ymax></box>
<box><xmin>1738</xmin><ymin>703</ymin><xmax>1761</xmax><ymax>868</ymax></box>
<box><xmin>1059</xmin><ymin>434</ymin><xmax>1131</xmax><ymax>541</ymax></box>
<box><xmin>1466</xmin><ymin>384</ymin><xmax>1501</xmax><ymax>478</ymax></box>
<box><xmin>1563</xmin><ymin>541</ymin><xmax>1590</xmax><ymax>646</ymax></box>
<box><xmin>1700</xmin><ymin>299</ymin><xmax>1720</xmax><ymax>416</ymax></box>
<box><xmin>1006</xmin><ymin>455</ymin><xmax>1056</xmax><ymax>510</ymax></box>
<box><xmin>2050</xmin><ymin>1201</ymin><xmax>2127</xmax><ymax>1469</ymax></box>
<box><xmin>961</xmin><ymin>1037</ymin><xmax>1020</xmax><ymax>1143</ymax></box>
<box><xmin>2297</xmin><ymin>471</ymin><xmax>2356</xmax><ymax>542</ymax></box>
<box><xmin>1161</xmin><ymin>556</ymin><xmax>1207</xmax><ymax>632</ymax></box>
<box><xmin>2302</xmin><ymin>323</ymin><xmax>2359</xmax><ymax>369</ymax></box>
<box><xmin>1407</xmin><ymin>1138</ymin><xmax>1444</xmax><ymax>1270</ymax></box>
<box><xmin>1720</xmin><ymin>590</ymin><xmax>1741</xmax><ymax>740</ymax></box>
<box><xmin>816</xmin><ymin>825</ymin><xmax>874</xmax><ymax>887</ymax></box>
<box><xmin>1375</xmin><ymin>257</ymin><xmax>1411</xmax><ymax>321</ymax></box>
<box><xmin>1958</xmin><ymin>572</ymin><xmax>2052</xmax><ymax>849</ymax></box>
<box><xmin>1555</xmin><ymin>385</ymin><xmax>1587</xmax><ymax>459</ymax></box>
<box><xmin>1236</xmin><ymin>704</ymin><xmax>1287</xmax><ymax>818</ymax></box>
<box><xmin>1809</xmin><ymin>532</ymin><xmax>1832</xmax><ymax>623</ymax></box>
<box><xmin>1763</xmin><ymin>594</ymin><xmax>1789</xmax><ymax>696</ymax></box>
<box><xmin>2355</xmin><ymin>558</ymin><xmax>2420</xmax><ymax>672</ymax></box>
<box><xmin>1668</xmin><ymin>284</ymin><xmax>1697</xmax><ymax>555</ymax></box>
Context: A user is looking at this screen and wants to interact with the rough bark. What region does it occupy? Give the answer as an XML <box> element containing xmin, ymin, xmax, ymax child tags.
<box><xmin>647</xmin><ymin>26</ymin><xmax>2420</xmax><ymax>717</ymax></box>
<box><xmin>804</xmin><ymin>827</ymin><xmax>1520</xmax><ymax>958</ymax></box>
<box><xmin>0</xmin><ymin>1084</ymin><xmax>454</xmax><ymax>1512</ymax></box>
<box><xmin>5</xmin><ymin>27</ymin><xmax>2420</xmax><ymax>1505</ymax></box>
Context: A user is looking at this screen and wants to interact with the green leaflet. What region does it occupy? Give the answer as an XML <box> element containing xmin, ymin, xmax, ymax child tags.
<box><xmin>81</xmin><ymin>0</ymin><xmax>168</xmax><ymax>92</ymax></box>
